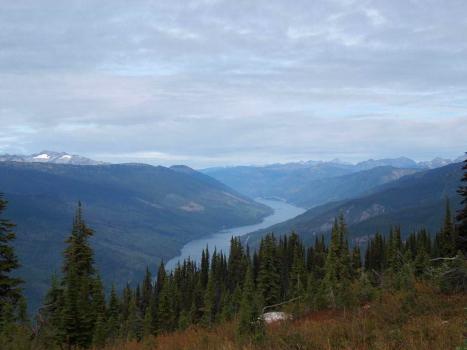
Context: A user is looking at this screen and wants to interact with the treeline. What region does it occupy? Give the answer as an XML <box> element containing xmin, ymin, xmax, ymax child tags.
<box><xmin>0</xmin><ymin>156</ymin><xmax>466</xmax><ymax>349</ymax></box>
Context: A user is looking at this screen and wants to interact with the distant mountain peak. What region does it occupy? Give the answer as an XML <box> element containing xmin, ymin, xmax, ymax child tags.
<box><xmin>0</xmin><ymin>151</ymin><xmax>105</xmax><ymax>165</ymax></box>
<box><xmin>355</xmin><ymin>157</ymin><xmax>419</xmax><ymax>170</ymax></box>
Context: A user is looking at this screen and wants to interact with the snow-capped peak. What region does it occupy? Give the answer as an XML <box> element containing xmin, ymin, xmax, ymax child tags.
<box><xmin>0</xmin><ymin>151</ymin><xmax>105</xmax><ymax>165</ymax></box>
<box><xmin>33</xmin><ymin>153</ymin><xmax>50</xmax><ymax>160</ymax></box>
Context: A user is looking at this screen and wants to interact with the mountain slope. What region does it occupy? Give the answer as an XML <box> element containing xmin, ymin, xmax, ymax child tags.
<box><xmin>245</xmin><ymin>162</ymin><xmax>464</xmax><ymax>246</ymax></box>
<box><xmin>0</xmin><ymin>162</ymin><xmax>271</xmax><ymax>309</ymax></box>
<box><xmin>202</xmin><ymin>157</ymin><xmax>458</xmax><ymax>208</ymax></box>
<box><xmin>289</xmin><ymin>166</ymin><xmax>418</xmax><ymax>208</ymax></box>
<box><xmin>202</xmin><ymin>162</ymin><xmax>355</xmax><ymax>202</ymax></box>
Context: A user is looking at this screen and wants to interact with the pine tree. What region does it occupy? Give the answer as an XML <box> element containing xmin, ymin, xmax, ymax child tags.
<box><xmin>91</xmin><ymin>276</ymin><xmax>107</xmax><ymax>347</ymax></box>
<box><xmin>41</xmin><ymin>274</ymin><xmax>65</xmax><ymax>344</ymax></box>
<box><xmin>288</xmin><ymin>243</ymin><xmax>306</xmax><ymax>298</ymax></box>
<box><xmin>321</xmin><ymin>216</ymin><xmax>353</xmax><ymax>308</ymax></box>
<box><xmin>120</xmin><ymin>283</ymin><xmax>132</xmax><ymax>338</ymax></box>
<box><xmin>456</xmin><ymin>154</ymin><xmax>467</xmax><ymax>254</ymax></box>
<box><xmin>93</xmin><ymin>313</ymin><xmax>107</xmax><ymax>348</ymax></box>
<box><xmin>157</xmin><ymin>278</ymin><xmax>175</xmax><ymax>333</ymax></box>
<box><xmin>351</xmin><ymin>244</ymin><xmax>362</xmax><ymax>278</ymax></box>
<box><xmin>257</xmin><ymin>234</ymin><xmax>281</xmax><ymax>307</ymax></box>
<box><xmin>141</xmin><ymin>266</ymin><xmax>153</xmax><ymax>315</ymax></box>
<box><xmin>43</xmin><ymin>202</ymin><xmax>102</xmax><ymax>349</ymax></box>
<box><xmin>126</xmin><ymin>293</ymin><xmax>142</xmax><ymax>341</ymax></box>
<box><xmin>438</xmin><ymin>198</ymin><xmax>456</xmax><ymax>257</ymax></box>
<box><xmin>107</xmin><ymin>284</ymin><xmax>120</xmax><ymax>340</ymax></box>
<box><xmin>202</xmin><ymin>270</ymin><xmax>216</xmax><ymax>327</ymax></box>
<box><xmin>143</xmin><ymin>307</ymin><xmax>153</xmax><ymax>338</ymax></box>
<box><xmin>322</xmin><ymin>219</ymin><xmax>341</xmax><ymax>308</ymax></box>
<box><xmin>0</xmin><ymin>194</ymin><xmax>23</xmax><ymax>331</ymax></box>
<box><xmin>237</xmin><ymin>266</ymin><xmax>259</xmax><ymax>337</ymax></box>
<box><xmin>200</xmin><ymin>247</ymin><xmax>210</xmax><ymax>289</ymax></box>
<box><xmin>227</xmin><ymin>237</ymin><xmax>247</xmax><ymax>293</ymax></box>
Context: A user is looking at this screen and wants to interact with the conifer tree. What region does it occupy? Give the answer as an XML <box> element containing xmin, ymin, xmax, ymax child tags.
<box><xmin>189</xmin><ymin>279</ymin><xmax>204</xmax><ymax>324</ymax></box>
<box><xmin>438</xmin><ymin>199</ymin><xmax>456</xmax><ymax>257</ymax></box>
<box><xmin>107</xmin><ymin>284</ymin><xmax>120</xmax><ymax>340</ymax></box>
<box><xmin>91</xmin><ymin>275</ymin><xmax>107</xmax><ymax>346</ymax></box>
<box><xmin>120</xmin><ymin>283</ymin><xmax>132</xmax><ymax>338</ymax></box>
<box><xmin>143</xmin><ymin>307</ymin><xmax>153</xmax><ymax>338</ymax></box>
<box><xmin>257</xmin><ymin>234</ymin><xmax>281</xmax><ymax>306</ymax></box>
<box><xmin>351</xmin><ymin>244</ymin><xmax>362</xmax><ymax>278</ymax></box>
<box><xmin>288</xmin><ymin>243</ymin><xmax>306</xmax><ymax>298</ymax></box>
<box><xmin>141</xmin><ymin>266</ymin><xmax>153</xmax><ymax>315</ymax></box>
<box><xmin>227</xmin><ymin>237</ymin><xmax>247</xmax><ymax>293</ymax></box>
<box><xmin>200</xmin><ymin>247</ymin><xmax>210</xmax><ymax>289</ymax></box>
<box><xmin>237</xmin><ymin>266</ymin><xmax>259</xmax><ymax>337</ymax></box>
<box><xmin>321</xmin><ymin>216</ymin><xmax>353</xmax><ymax>308</ymax></box>
<box><xmin>0</xmin><ymin>194</ymin><xmax>23</xmax><ymax>331</ymax></box>
<box><xmin>456</xmin><ymin>154</ymin><xmax>467</xmax><ymax>254</ymax></box>
<box><xmin>43</xmin><ymin>202</ymin><xmax>102</xmax><ymax>349</ymax></box>
<box><xmin>322</xmin><ymin>219</ymin><xmax>341</xmax><ymax>308</ymax></box>
<box><xmin>157</xmin><ymin>278</ymin><xmax>175</xmax><ymax>333</ymax></box>
<box><xmin>93</xmin><ymin>313</ymin><xmax>107</xmax><ymax>348</ymax></box>
<box><xmin>202</xmin><ymin>270</ymin><xmax>216</xmax><ymax>327</ymax></box>
<box><xmin>126</xmin><ymin>293</ymin><xmax>142</xmax><ymax>341</ymax></box>
<box><xmin>41</xmin><ymin>274</ymin><xmax>65</xmax><ymax>344</ymax></box>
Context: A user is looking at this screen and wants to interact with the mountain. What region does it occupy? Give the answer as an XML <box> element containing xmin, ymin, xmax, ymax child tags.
<box><xmin>0</xmin><ymin>150</ymin><xmax>105</xmax><ymax>165</ymax></box>
<box><xmin>418</xmin><ymin>157</ymin><xmax>453</xmax><ymax>169</ymax></box>
<box><xmin>355</xmin><ymin>156</ymin><xmax>419</xmax><ymax>170</ymax></box>
<box><xmin>288</xmin><ymin>166</ymin><xmax>419</xmax><ymax>208</ymax></box>
<box><xmin>203</xmin><ymin>156</ymin><xmax>460</xmax><ymax>208</ymax></box>
<box><xmin>245</xmin><ymin>162</ymin><xmax>464</xmax><ymax>247</ymax></box>
<box><xmin>0</xmin><ymin>161</ymin><xmax>271</xmax><ymax>310</ymax></box>
<box><xmin>202</xmin><ymin>161</ymin><xmax>355</xmax><ymax>203</ymax></box>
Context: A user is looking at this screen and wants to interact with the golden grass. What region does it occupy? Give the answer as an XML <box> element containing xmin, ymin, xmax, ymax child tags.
<box><xmin>101</xmin><ymin>284</ymin><xmax>466</xmax><ymax>350</ymax></box>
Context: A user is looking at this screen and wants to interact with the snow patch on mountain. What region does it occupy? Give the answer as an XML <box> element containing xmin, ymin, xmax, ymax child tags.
<box><xmin>0</xmin><ymin>151</ymin><xmax>106</xmax><ymax>165</ymax></box>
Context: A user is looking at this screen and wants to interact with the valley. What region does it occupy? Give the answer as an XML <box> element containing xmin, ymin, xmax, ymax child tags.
<box><xmin>166</xmin><ymin>198</ymin><xmax>305</xmax><ymax>270</ymax></box>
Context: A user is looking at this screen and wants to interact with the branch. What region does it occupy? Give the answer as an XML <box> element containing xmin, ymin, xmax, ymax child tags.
<box><xmin>262</xmin><ymin>296</ymin><xmax>302</xmax><ymax>314</ymax></box>
<box><xmin>430</xmin><ymin>257</ymin><xmax>458</xmax><ymax>261</ymax></box>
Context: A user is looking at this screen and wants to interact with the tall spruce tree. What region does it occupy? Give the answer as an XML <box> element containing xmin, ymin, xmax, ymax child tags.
<box><xmin>456</xmin><ymin>154</ymin><xmax>467</xmax><ymax>254</ymax></box>
<box><xmin>107</xmin><ymin>284</ymin><xmax>120</xmax><ymax>340</ymax></box>
<box><xmin>237</xmin><ymin>265</ymin><xmax>259</xmax><ymax>337</ymax></box>
<box><xmin>438</xmin><ymin>199</ymin><xmax>456</xmax><ymax>257</ymax></box>
<box><xmin>0</xmin><ymin>194</ymin><xmax>23</xmax><ymax>331</ymax></box>
<box><xmin>43</xmin><ymin>202</ymin><xmax>102</xmax><ymax>349</ymax></box>
<box><xmin>257</xmin><ymin>234</ymin><xmax>281</xmax><ymax>307</ymax></box>
<box><xmin>321</xmin><ymin>216</ymin><xmax>352</xmax><ymax>308</ymax></box>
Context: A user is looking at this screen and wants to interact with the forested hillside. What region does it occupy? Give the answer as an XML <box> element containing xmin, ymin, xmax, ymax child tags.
<box><xmin>0</xmin><ymin>156</ymin><xmax>465</xmax><ymax>349</ymax></box>
<box><xmin>246</xmin><ymin>162</ymin><xmax>464</xmax><ymax>247</ymax></box>
<box><xmin>0</xmin><ymin>161</ymin><xmax>271</xmax><ymax>310</ymax></box>
<box><xmin>202</xmin><ymin>157</ymin><xmax>457</xmax><ymax>208</ymax></box>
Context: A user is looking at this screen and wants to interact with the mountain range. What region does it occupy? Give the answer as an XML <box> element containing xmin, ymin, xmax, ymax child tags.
<box><xmin>244</xmin><ymin>162</ymin><xmax>464</xmax><ymax>247</ymax></box>
<box><xmin>0</xmin><ymin>161</ymin><xmax>271</xmax><ymax>310</ymax></box>
<box><xmin>0</xmin><ymin>150</ymin><xmax>105</xmax><ymax>165</ymax></box>
<box><xmin>202</xmin><ymin>156</ymin><xmax>462</xmax><ymax>208</ymax></box>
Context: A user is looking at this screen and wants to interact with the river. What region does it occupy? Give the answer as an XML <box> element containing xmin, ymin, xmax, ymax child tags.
<box><xmin>166</xmin><ymin>198</ymin><xmax>305</xmax><ymax>270</ymax></box>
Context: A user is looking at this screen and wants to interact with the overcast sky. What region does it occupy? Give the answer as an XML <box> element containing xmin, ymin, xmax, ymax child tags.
<box><xmin>0</xmin><ymin>0</ymin><xmax>466</xmax><ymax>167</ymax></box>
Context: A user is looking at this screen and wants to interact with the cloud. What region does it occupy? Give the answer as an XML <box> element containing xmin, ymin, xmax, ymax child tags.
<box><xmin>0</xmin><ymin>0</ymin><xmax>466</xmax><ymax>166</ymax></box>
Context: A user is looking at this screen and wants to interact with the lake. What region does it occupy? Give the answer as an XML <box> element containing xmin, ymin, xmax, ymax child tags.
<box><xmin>166</xmin><ymin>198</ymin><xmax>305</xmax><ymax>270</ymax></box>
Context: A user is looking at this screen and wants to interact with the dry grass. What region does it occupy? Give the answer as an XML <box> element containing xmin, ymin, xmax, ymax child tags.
<box><xmin>102</xmin><ymin>284</ymin><xmax>466</xmax><ymax>350</ymax></box>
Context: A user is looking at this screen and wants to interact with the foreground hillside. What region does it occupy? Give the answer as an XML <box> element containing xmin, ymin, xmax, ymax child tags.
<box><xmin>103</xmin><ymin>284</ymin><xmax>466</xmax><ymax>350</ymax></box>
<box><xmin>246</xmin><ymin>162</ymin><xmax>464</xmax><ymax>246</ymax></box>
<box><xmin>0</xmin><ymin>161</ymin><xmax>271</xmax><ymax>309</ymax></box>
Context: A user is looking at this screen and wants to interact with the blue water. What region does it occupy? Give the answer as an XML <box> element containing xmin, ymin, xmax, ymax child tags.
<box><xmin>166</xmin><ymin>198</ymin><xmax>305</xmax><ymax>270</ymax></box>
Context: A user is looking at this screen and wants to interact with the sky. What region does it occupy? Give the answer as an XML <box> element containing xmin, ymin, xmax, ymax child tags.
<box><xmin>0</xmin><ymin>0</ymin><xmax>466</xmax><ymax>168</ymax></box>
